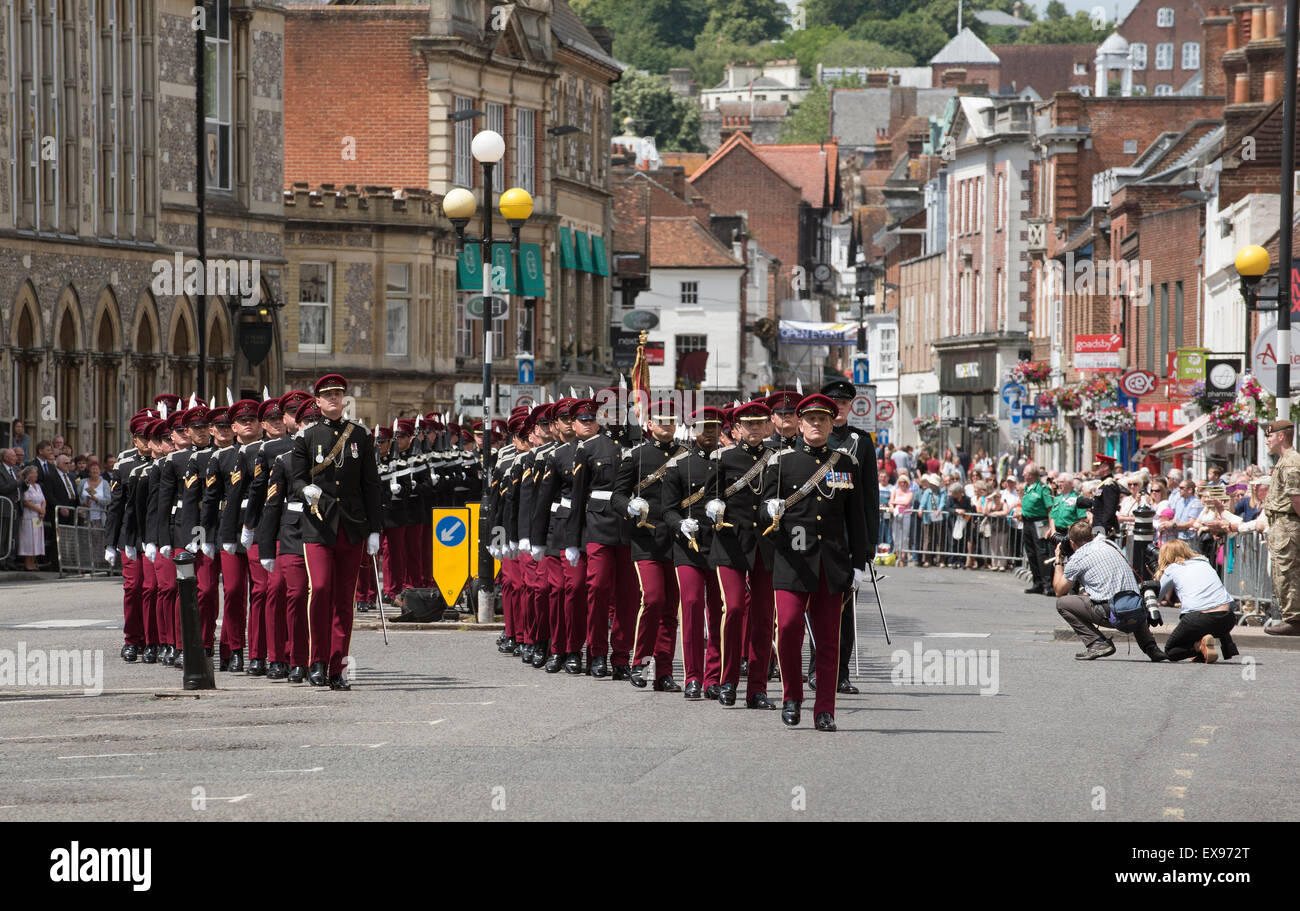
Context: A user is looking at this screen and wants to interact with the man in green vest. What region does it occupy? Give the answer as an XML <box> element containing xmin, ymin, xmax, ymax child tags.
<box><xmin>1019</xmin><ymin>467</ymin><xmax>1052</xmax><ymax>595</ymax></box>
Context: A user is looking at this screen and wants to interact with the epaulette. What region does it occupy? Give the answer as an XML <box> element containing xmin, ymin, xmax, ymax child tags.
<box><xmin>710</xmin><ymin>447</ymin><xmax>727</xmax><ymax>460</ymax></box>
<box><xmin>770</xmin><ymin>448</ymin><xmax>793</xmax><ymax>460</ymax></box>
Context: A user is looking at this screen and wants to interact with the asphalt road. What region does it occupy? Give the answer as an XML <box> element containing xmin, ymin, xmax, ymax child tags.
<box><xmin>0</xmin><ymin>567</ymin><xmax>1294</xmax><ymax>821</ymax></box>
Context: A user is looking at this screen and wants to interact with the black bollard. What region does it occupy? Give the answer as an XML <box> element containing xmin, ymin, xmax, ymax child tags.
<box><xmin>172</xmin><ymin>551</ymin><xmax>216</xmax><ymax>691</ymax></box>
<box><xmin>1129</xmin><ymin>503</ymin><xmax>1155</xmax><ymax>583</ymax></box>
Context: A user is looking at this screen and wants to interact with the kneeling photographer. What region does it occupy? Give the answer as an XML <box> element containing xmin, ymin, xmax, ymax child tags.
<box><xmin>1154</xmin><ymin>540</ymin><xmax>1240</xmax><ymax>663</ymax></box>
<box><xmin>1053</xmin><ymin>519</ymin><xmax>1167</xmax><ymax>661</ymax></box>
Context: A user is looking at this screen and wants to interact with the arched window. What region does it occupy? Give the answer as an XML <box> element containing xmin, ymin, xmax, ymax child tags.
<box><xmin>134</xmin><ymin>299</ymin><xmax>157</xmax><ymax>411</ymax></box>
<box><xmin>13</xmin><ymin>288</ymin><xmax>41</xmax><ymax>427</ymax></box>
<box><xmin>55</xmin><ymin>296</ymin><xmax>82</xmax><ymax>452</ymax></box>
<box><xmin>92</xmin><ymin>291</ymin><xmax>121</xmax><ymax>456</ymax></box>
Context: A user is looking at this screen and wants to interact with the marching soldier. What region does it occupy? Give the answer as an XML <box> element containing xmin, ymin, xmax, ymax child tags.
<box><xmin>231</xmin><ymin>400</ymin><xmax>271</xmax><ymax>676</ymax></box>
<box><xmin>613</xmin><ymin>399</ymin><xmax>684</xmax><ymax>692</ymax></box>
<box><xmin>171</xmin><ymin>405</ymin><xmax>219</xmax><ymax>664</ymax></box>
<box><xmin>569</xmin><ymin>397</ymin><xmax>639</xmax><ymax>679</ymax></box>
<box><xmin>105</xmin><ymin>413</ymin><xmax>154</xmax><ymax>661</ymax></box>
<box><xmin>1085</xmin><ymin>453</ymin><xmax>1122</xmax><ymax>536</ymax></box>
<box><xmin>710</xmin><ymin>399</ymin><xmax>779</xmax><ymax>709</ymax></box>
<box><xmin>506</xmin><ymin>412</ymin><xmax>539</xmax><ymax>661</ymax></box>
<box><xmin>663</xmin><ymin>407</ymin><xmax>725</xmax><ymax>700</ymax></box>
<box><xmin>203</xmin><ymin>400</ymin><xmax>260</xmax><ymax>671</ymax></box>
<box><xmin>145</xmin><ymin>410</ymin><xmax>189</xmax><ymax>665</ymax></box>
<box><xmin>765</xmin><ymin>391</ymin><xmax>801</xmax><ymax>449</ymax></box>
<box><xmin>242</xmin><ymin>396</ymin><xmax>293</xmax><ymax>677</ymax></box>
<box><xmin>532</xmin><ymin>398</ymin><xmax>587</xmax><ymax>674</ymax></box>
<box><xmin>291</xmin><ymin>374</ymin><xmax>382</xmax><ymax>690</ymax></box>
<box><xmin>518</xmin><ymin>404</ymin><xmax>558</xmax><ymax>668</ymax></box>
<box><xmin>762</xmin><ymin>394</ymin><xmax>870</xmax><ymax>732</ymax></box>
<box><xmin>485</xmin><ymin>412</ymin><xmax>523</xmax><ymax>653</ymax></box>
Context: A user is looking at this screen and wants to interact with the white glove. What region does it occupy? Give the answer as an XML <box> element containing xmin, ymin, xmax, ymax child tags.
<box><xmin>260</xmin><ymin>558</ymin><xmax>275</xmax><ymax>573</ymax></box>
<box><xmin>705</xmin><ymin>499</ymin><xmax>725</xmax><ymax>522</ymax></box>
<box><xmin>367</xmin><ymin>532</ymin><xmax>381</xmax><ymax>556</ymax></box>
<box><xmin>508</xmin><ymin>541</ymin><xmax>519</xmax><ymax>559</ymax></box>
<box><xmin>302</xmin><ymin>483</ymin><xmax>322</xmax><ymax>506</ymax></box>
<box><xmin>488</xmin><ymin>543</ymin><xmax>501</xmax><ymax>559</ymax></box>
<box><xmin>430</xmin><ymin>473</ymin><xmax>440</xmax><ymax>484</ymax></box>
<box><xmin>765</xmin><ymin>499</ymin><xmax>784</xmax><ymax>519</ymax></box>
<box><xmin>853</xmin><ymin>568</ymin><xmax>869</xmax><ymax>589</ymax></box>
<box><xmin>564</xmin><ymin>546</ymin><xmax>580</xmax><ymax>566</ymax></box>
<box><xmin>185</xmin><ymin>541</ymin><xmax>198</xmax><ymax>554</ymax></box>
<box><xmin>680</xmin><ymin>518</ymin><xmax>700</xmax><ymax>536</ymax></box>
<box><xmin>530</xmin><ymin>545</ymin><xmax>545</xmax><ymax>561</ymax></box>
<box><xmin>628</xmin><ymin>497</ymin><xmax>649</xmax><ymax>518</ymax></box>
<box><xmin>390</xmin><ymin>479</ymin><xmax>401</xmax><ymax>496</ymax></box>
<box><xmin>160</xmin><ymin>545</ymin><xmax>172</xmax><ymax>558</ymax></box>
<box><xmin>519</xmin><ymin>537</ymin><xmax>531</xmax><ymax>554</ymax></box>
<box><xmin>222</xmin><ymin>543</ymin><xmax>237</xmax><ymax>555</ymax></box>
<box><xmin>144</xmin><ymin>543</ymin><xmax>157</xmax><ymax>563</ymax></box>
<box><xmin>201</xmin><ymin>543</ymin><xmax>215</xmax><ymax>559</ymax></box>
<box><xmin>240</xmin><ymin>526</ymin><xmax>255</xmax><ymax>549</ymax></box>
<box><xmin>125</xmin><ymin>545</ymin><xmax>138</xmax><ymax>562</ymax></box>
<box><xmin>104</xmin><ymin>547</ymin><xmax>117</xmax><ymax>566</ymax></box>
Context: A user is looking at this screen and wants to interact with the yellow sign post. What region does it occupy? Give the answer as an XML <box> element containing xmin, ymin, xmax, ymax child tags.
<box><xmin>430</xmin><ymin>507</ymin><xmax>472</xmax><ymax>606</ymax></box>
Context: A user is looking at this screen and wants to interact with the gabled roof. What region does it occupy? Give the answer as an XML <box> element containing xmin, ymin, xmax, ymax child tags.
<box><xmin>931</xmin><ymin>28</ymin><xmax>999</xmax><ymax>65</ymax></box>
<box><xmin>649</xmin><ymin>217</ymin><xmax>743</xmax><ymax>269</ymax></box>
<box><xmin>688</xmin><ymin>132</ymin><xmax>803</xmax><ymax>197</ymax></box>
<box><xmin>757</xmin><ymin>141</ymin><xmax>839</xmax><ymax>208</ymax></box>
<box><xmin>550</xmin><ymin>0</ymin><xmax>624</xmax><ymax>74</ymax></box>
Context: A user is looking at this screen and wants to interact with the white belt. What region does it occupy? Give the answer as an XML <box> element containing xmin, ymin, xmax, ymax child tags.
<box><xmin>170</xmin><ymin>505</ymin><xmax>179</xmax><ymax>515</ymax></box>
<box><xmin>240</xmin><ymin>498</ymin><xmax>249</xmax><ymax>509</ymax></box>
<box><xmin>590</xmin><ymin>490</ymin><xmax>613</xmax><ymax>501</ymax></box>
<box><xmin>550</xmin><ymin>496</ymin><xmax>572</xmax><ymax>513</ymax></box>
<box><xmin>287</xmin><ymin>502</ymin><xmax>303</xmax><ymax>513</ymax></box>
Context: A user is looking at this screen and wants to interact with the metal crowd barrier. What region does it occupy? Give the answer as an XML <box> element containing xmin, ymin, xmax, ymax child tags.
<box><xmin>880</xmin><ymin>506</ymin><xmax>1025</xmax><ymax>569</ymax></box>
<box><xmin>55</xmin><ymin>506</ymin><xmax>115</xmax><ymax>577</ymax></box>
<box><xmin>1222</xmin><ymin>531</ymin><xmax>1275</xmax><ymax>624</ymax></box>
<box><xmin>0</xmin><ymin>496</ymin><xmax>13</xmax><ymax>562</ymax></box>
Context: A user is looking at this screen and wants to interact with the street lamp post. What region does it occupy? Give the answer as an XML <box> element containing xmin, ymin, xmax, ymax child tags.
<box><xmin>1236</xmin><ymin>244</ymin><xmax>1279</xmax><ymax>412</ymax></box>
<box><xmin>442</xmin><ymin>132</ymin><xmax>533</xmax><ymax>624</ymax></box>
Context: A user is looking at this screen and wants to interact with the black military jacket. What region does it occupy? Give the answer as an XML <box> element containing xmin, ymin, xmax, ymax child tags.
<box><xmin>570</xmin><ymin>432</ymin><xmax>630</xmax><ymax>547</ymax></box>
<box><xmin>829</xmin><ymin>423</ymin><xmax>881</xmax><ymax>550</ymax></box>
<box><xmin>244</xmin><ymin>435</ymin><xmax>293</xmax><ymax>532</ymax></box>
<box><xmin>106</xmin><ymin>449</ymin><xmax>146</xmax><ymax>549</ymax></box>
<box><xmin>121</xmin><ymin>456</ymin><xmax>156</xmax><ymax>550</ymax></box>
<box><xmin>289</xmin><ymin>417</ymin><xmax>382</xmax><ymax>546</ymax></box>
<box><xmin>613</xmin><ymin>437</ymin><xmax>685</xmax><ymax>563</ymax></box>
<box><xmin>175</xmin><ymin>445</ymin><xmax>217</xmax><ymax>550</ymax></box>
<box><xmin>761</xmin><ymin>438</ymin><xmax>869</xmax><ymax>593</ymax></box>
<box><xmin>201</xmin><ymin>444</ymin><xmax>240</xmax><ymax>546</ymax></box>
<box><xmin>256</xmin><ymin>448</ymin><xmax>304</xmax><ymax>558</ymax></box>
<box><xmin>662</xmin><ymin>444</ymin><xmax>722</xmax><ymax>570</ymax></box>
<box><xmin>532</xmin><ymin>438</ymin><xmax>582</xmax><ymax>555</ymax></box>
<box><xmin>709</xmin><ymin>440</ymin><xmax>775</xmax><ymax>571</ymax></box>
<box><xmin>148</xmin><ymin>446</ymin><xmax>190</xmax><ymax>548</ymax></box>
<box><xmin>516</xmin><ymin>441</ymin><xmax>557</xmax><ymax>545</ymax></box>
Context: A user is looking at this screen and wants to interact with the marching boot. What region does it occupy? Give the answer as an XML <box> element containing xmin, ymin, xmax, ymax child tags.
<box><xmin>815</xmin><ymin>713</ymin><xmax>837</xmax><ymax>732</ymax></box>
<box><xmin>590</xmin><ymin>656</ymin><xmax>609</xmax><ymax>678</ymax></box>
<box><xmin>287</xmin><ymin>665</ymin><xmax>306</xmax><ymax>684</ymax></box>
<box><xmin>247</xmin><ymin>658</ymin><xmax>267</xmax><ymax>677</ymax></box>
<box><xmin>307</xmin><ymin>661</ymin><xmax>328</xmax><ymax>687</ymax></box>
<box><xmin>521</xmin><ymin>643</ymin><xmax>534</xmax><ymax>663</ymax></box>
<box><xmin>142</xmin><ymin>645</ymin><xmax>158</xmax><ymax>664</ymax></box>
<box><xmin>781</xmin><ymin>700</ymin><xmax>801</xmax><ymax>727</ymax></box>
<box><xmin>653</xmin><ymin>674</ymin><xmax>681</xmax><ymax>693</ymax></box>
<box><xmin>718</xmin><ymin>682</ymin><xmax>737</xmax><ymax>706</ymax></box>
<box><xmin>120</xmin><ymin>644</ymin><xmax>137</xmax><ymax>663</ymax></box>
<box><xmin>837</xmin><ymin>676</ymin><xmax>859</xmax><ymax>695</ymax></box>
<box><xmin>498</xmin><ymin>636</ymin><xmax>516</xmax><ymax>655</ymax></box>
<box><xmin>228</xmin><ymin>649</ymin><xmax>245</xmax><ymax>673</ymax></box>
<box><xmin>267</xmin><ymin>662</ymin><xmax>289</xmax><ymax>680</ymax></box>
<box><xmin>545</xmin><ymin>652</ymin><xmax>563</xmax><ymax>673</ymax></box>
<box><xmin>172</xmin><ymin>649</ymin><xmax>184</xmax><ymax>669</ymax></box>
<box><xmin>746</xmin><ymin>691</ymin><xmax>777</xmax><ymax>710</ymax></box>
<box><xmin>512</xmin><ymin>642</ymin><xmax>523</xmax><ymax>657</ymax></box>
<box><xmin>328</xmin><ymin>673</ymin><xmax>352</xmax><ymax>691</ymax></box>
<box><xmin>564</xmin><ymin>652</ymin><xmax>582</xmax><ymax>675</ymax></box>
<box><xmin>531</xmin><ymin>645</ymin><xmax>548</xmax><ymax>669</ymax></box>
<box><xmin>160</xmin><ymin>645</ymin><xmax>175</xmax><ymax>667</ymax></box>
<box><xmin>704</xmin><ymin>683</ymin><xmax>721</xmax><ymax>701</ymax></box>
<box><xmin>683</xmin><ymin>680</ymin><xmax>702</xmax><ymax>699</ymax></box>
<box><xmin>610</xmin><ymin>664</ymin><xmax>630</xmax><ymax>681</ymax></box>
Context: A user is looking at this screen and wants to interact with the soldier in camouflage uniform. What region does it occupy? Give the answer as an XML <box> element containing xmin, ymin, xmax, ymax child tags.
<box><xmin>1263</xmin><ymin>419</ymin><xmax>1300</xmax><ymax>636</ymax></box>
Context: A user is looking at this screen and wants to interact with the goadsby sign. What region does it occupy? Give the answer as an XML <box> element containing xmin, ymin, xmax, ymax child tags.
<box><xmin>1073</xmin><ymin>333</ymin><xmax>1121</xmax><ymax>370</ymax></box>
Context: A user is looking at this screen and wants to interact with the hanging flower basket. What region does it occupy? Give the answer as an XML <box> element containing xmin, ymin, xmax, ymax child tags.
<box><xmin>1078</xmin><ymin>375</ymin><xmax>1118</xmax><ymax>403</ymax></box>
<box><xmin>1091</xmin><ymin>405</ymin><xmax>1136</xmax><ymax>436</ymax></box>
<box><xmin>1009</xmin><ymin>360</ymin><xmax>1052</xmax><ymax>385</ymax></box>
<box><xmin>1208</xmin><ymin>399</ymin><xmax>1259</xmax><ymax>436</ymax></box>
<box><xmin>1040</xmin><ymin>385</ymin><xmax>1082</xmax><ymax>412</ymax></box>
<box><xmin>913</xmin><ymin>414</ymin><xmax>940</xmax><ymax>438</ymax></box>
<box><xmin>1026</xmin><ymin>420</ymin><xmax>1065</xmax><ymax>445</ymax></box>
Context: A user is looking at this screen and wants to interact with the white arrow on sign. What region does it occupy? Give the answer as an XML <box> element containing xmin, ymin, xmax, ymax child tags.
<box><xmin>438</xmin><ymin>526</ymin><xmax>459</xmax><ymax>544</ymax></box>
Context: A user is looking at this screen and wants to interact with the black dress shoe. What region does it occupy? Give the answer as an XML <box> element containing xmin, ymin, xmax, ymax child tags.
<box><xmin>287</xmin><ymin>665</ymin><xmax>306</xmax><ymax>683</ymax></box>
<box><xmin>837</xmin><ymin>677</ymin><xmax>859</xmax><ymax>695</ymax></box>
<box><xmin>172</xmin><ymin>650</ymin><xmax>185</xmax><ymax>669</ymax></box>
<box><xmin>531</xmin><ymin>648</ymin><xmax>547</xmax><ymax>669</ymax></box>
<box><xmin>228</xmin><ymin>650</ymin><xmax>245</xmax><ymax>673</ymax></box>
<box><xmin>545</xmin><ymin>653</ymin><xmax>563</xmax><ymax>673</ymax></box>
<box><xmin>267</xmin><ymin>662</ymin><xmax>289</xmax><ymax>679</ymax></box>
<box><xmin>781</xmin><ymin>699</ymin><xmax>801</xmax><ymax>727</ymax></box>
<box><xmin>121</xmin><ymin>644</ymin><xmax>138</xmax><ymax>663</ymax></box>
<box><xmin>653</xmin><ymin>675</ymin><xmax>681</xmax><ymax>693</ymax></box>
<box><xmin>142</xmin><ymin>645</ymin><xmax>158</xmax><ymax>664</ymax></box>
<box><xmin>328</xmin><ymin>674</ymin><xmax>352</xmax><ymax>691</ymax></box>
<box><xmin>218</xmin><ymin>653</ymin><xmax>229</xmax><ymax>672</ymax></box>
<box><xmin>629</xmin><ymin>667</ymin><xmax>648</xmax><ymax>688</ymax></box>
<box><xmin>683</xmin><ymin>680</ymin><xmax>702</xmax><ymax>699</ymax></box>
<box><xmin>159</xmin><ymin>646</ymin><xmax>174</xmax><ymax>666</ymax></box>
<box><xmin>512</xmin><ymin>642</ymin><xmax>523</xmax><ymax>657</ymax></box>
<box><xmin>610</xmin><ymin>664</ymin><xmax>630</xmax><ymax>681</ymax></box>
<box><xmin>815</xmin><ymin>712</ymin><xmax>837</xmax><ymax>732</ymax></box>
<box><xmin>521</xmin><ymin>644</ymin><xmax>534</xmax><ymax>663</ymax></box>
<box><xmin>498</xmin><ymin>637</ymin><xmax>516</xmax><ymax>654</ymax></box>
<box><xmin>564</xmin><ymin>653</ymin><xmax>582</xmax><ymax>675</ymax></box>
<box><xmin>1024</xmin><ymin>585</ymin><xmax>1044</xmax><ymax>594</ymax></box>
<box><xmin>746</xmin><ymin>691</ymin><xmax>777</xmax><ymax>710</ymax></box>
<box><xmin>704</xmin><ymin>683</ymin><xmax>721</xmax><ymax>700</ymax></box>
<box><xmin>247</xmin><ymin>658</ymin><xmax>267</xmax><ymax>677</ymax></box>
<box><xmin>590</xmin><ymin>656</ymin><xmax>609</xmax><ymax>678</ymax></box>
<box><xmin>307</xmin><ymin>662</ymin><xmax>328</xmax><ymax>687</ymax></box>
<box><xmin>718</xmin><ymin>682</ymin><xmax>737</xmax><ymax>706</ymax></box>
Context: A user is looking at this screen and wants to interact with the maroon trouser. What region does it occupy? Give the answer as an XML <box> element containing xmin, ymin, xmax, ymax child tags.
<box><xmin>676</xmin><ymin>564</ymin><xmax>723</xmax><ymax>687</ymax></box>
<box><xmin>775</xmin><ymin>568</ymin><xmax>844</xmax><ymax>718</ymax></box>
<box><xmin>564</xmin><ymin>553</ymin><xmax>588</xmax><ymax>654</ymax></box>
<box><xmin>265</xmin><ymin>550</ymin><xmax>288</xmax><ymax>664</ymax></box>
<box><xmin>304</xmin><ymin>524</ymin><xmax>365</xmax><ymax>676</ymax></box>
<box><xmin>517</xmin><ymin>557</ymin><xmax>537</xmax><ymax>645</ymax></box>
<box><xmin>544</xmin><ymin>555</ymin><xmax>567</xmax><ymax>654</ymax></box>
<box><xmin>382</xmin><ymin>527</ymin><xmax>406</xmax><ymax>598</ymax></box>
<box><xmin>246</xmin><ymin>543</ymin><xmax>270</xmax><ymax>660</ymax></box>
<box><xmin>196</xmin><ymin>550</ymin><xmax>220</xmax><ymax>650</ymax></box>
<box><xmin>402</xmin><ymin>523</ymin><xmax>423</xmax><ymax>591</ymax></box>
<box><xmin>420</xmin><ymin>523</ymin><xmax>433</xmax><ymax>586</ymax></box>
<box><xmin>122</xmin><ymin>555</ymin><xmax>145</xmax><ymax>646</ymax></box>
<box><xmin>279</xmin><ymin>553</ymin><xmax>310</xmax><ymax>667</ymax></box>
<box><xmin>219</xmin><ymin>550</ymin><xmax>249</xmax><ymax>655</ymax></box>
<box><xmin>141</xmin><ymin>555</ymin><xmax>158</xmax><ymax>645</ymax></box>
<box><xmin>156</xmin><ymin>554</ymin><xmax>178</xmax><ymax>648</ymax></box>
<box><xmin>584</xmin><ymin>543</ymin><xmax>639</xmax><ymax>663</ymax></box>
<box><xmin>501</xmin><ymin>556</ymin><xmax>521</xmax><ymax>639</ymax></box>
<box><xmin>633</xmin><ymin>559</ymin><xmax>680</xmax><ymax>680</ymax></box>
<box><xmin>717</xmin><ymin>552</ymin><xmax>776</xmax><ymax>698</ymax></box>
<box><xmin>355</xmin><ymin>554</ymin><xmax>378</xmax><ymax>602</ymax></box>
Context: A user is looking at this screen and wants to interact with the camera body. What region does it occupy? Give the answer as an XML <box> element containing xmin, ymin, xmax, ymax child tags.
<box><xmin>1139</xmin><ymin>580</ymin><xmax>1163</xmax><ymax>627</ymax></box>
<box><xmin>1052</xmin><ymin>531</ymin><xmax>1074</xmax><ymax>561</ymax></box>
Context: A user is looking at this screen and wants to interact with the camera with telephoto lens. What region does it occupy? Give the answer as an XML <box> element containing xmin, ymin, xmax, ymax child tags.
<box><xmin>1140</xmin><ymin>580</ymin><xmax>1163</xmax><ymax>627</ymax></box>
<box><xmin>1046</xmin><ymin>531</ymin><xmax>1073</xmax><ymax>565</ymax></box>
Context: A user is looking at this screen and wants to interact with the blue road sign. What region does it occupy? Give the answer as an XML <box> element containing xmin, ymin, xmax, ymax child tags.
<box><xmin>517</xmin><ymin>358</ymin><xmax>535</xmax><ymax>384</ymax></box>
<box><xmin>1021</xmin><ymin>404</ymin><xmax>1038</xmax><ymax>420</ymax></box>
<box><xmin>852</xmin><ymin>356</ymin><xmax>870</xmax><ymax>384</ymax></box>
<box><xmin>877</xmin><ymin>428</ymin><xmax>890</xmax><ymax>446</ymax></box>
<box><xmin>435</xmin><ymin>516</ymin><xmax>467</xmax><ymax>547</ymax></box>
<box><xmin>1001</xmin><ymin>380</ymin><xmax>1027</xmax><ymax>404</ymax></box>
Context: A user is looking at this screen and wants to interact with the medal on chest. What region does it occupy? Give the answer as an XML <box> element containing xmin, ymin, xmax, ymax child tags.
<box><xmin>315</xmin><ymin>444</ymin><xmax>324</xmax><ymax>465</ymax></box>
<box><xmin>350</xmin><ymin>441</ymin><xmax>359</xmax><ymax>460</ymax></box>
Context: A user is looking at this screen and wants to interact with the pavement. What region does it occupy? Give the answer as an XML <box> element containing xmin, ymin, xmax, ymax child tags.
<box><xmin>1</xmin><ymin>565</ymin><xmax>1296</xmax><ymax>821</ymax></box>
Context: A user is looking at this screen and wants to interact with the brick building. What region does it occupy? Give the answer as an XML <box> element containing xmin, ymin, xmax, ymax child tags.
<box><xmin>1</xmin><ymin>0</ymin><xmax>286</xmax><ymax>457</ymax></box>
<box><xmin>1116</xmin><ymin>0</ymin><xmax>1210</xmax><ymax>95</ymax></box>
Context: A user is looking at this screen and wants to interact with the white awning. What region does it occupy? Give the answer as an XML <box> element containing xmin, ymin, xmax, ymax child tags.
<box><xmin>1148</xmin><ymin>412</ymin><xmax>1212</xmax><ymax>453</ymax></box>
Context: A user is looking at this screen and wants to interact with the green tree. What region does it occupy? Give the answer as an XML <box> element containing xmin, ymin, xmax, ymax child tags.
<box><xmin>704</xmin><ymin>0</ymin><xmax>789</xmax><ymax>45</ymax></box>
<box><xmin>611</xmin><ymin>69</ymin><xmax>706</xmax><ymax>152</ymax></box>
<box><xmin>779</xmin><ymin>81</ymin><xmax>831</xmax><ymax>143</ymax></box>
<box><xmin>1016</xmin><ymin>9</ymin><xmax>1112</xmax><ymax>43</ymax></box>
<box><xmin>571</xmin><ymin>0</ymin><xmax>710</xmax><ymax>72</ymax></box>
<box><xmin>819</xmin><ymin>35</ymin><xmax>914</xmax><ymax>68</ymax></box>
<box><xmin>850</xmin><ymin>13</ymin><xmax>948</xmax><ymax>63</ymax></box>
<box><xmin>769</xmin><ymin>23</ymin><xmax>847</xmax><ymax>77</ymax></box>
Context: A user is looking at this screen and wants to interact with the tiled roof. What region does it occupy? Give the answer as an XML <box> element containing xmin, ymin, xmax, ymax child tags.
<box><xmin>710</xmin><ymin>101</ymin><xmax>791</xmax><ymax>118</ymax></box>
<box><xmin>830</xmin><ymin>88</ymin><xmax>954</xmax><ymax>147</ymax></box>
<box><xmin>550</xmin><ymin>0</ymin><xmax>624</xmax><ymax>73</ymax></box>
<box><xmin>649</xmin><ymin>217</ymin><xmax>743</xmax><ymax>268</ymax></box>
<box><xmin>689</xmin><ymin>132</ymin><xmax>801</xmax><ymax>193</ymax></box>
<box><xmin>754</xmin><ymin>141</ymin><xmax>838</xmax><ymax>208</ymax></box>
<box><xmin>659</xmin><ymin>152</ymin><xmax>709</xmax><ymax>176</ymax></box>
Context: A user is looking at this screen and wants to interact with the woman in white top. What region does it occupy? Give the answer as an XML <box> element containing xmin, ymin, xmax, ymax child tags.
<box><xmin>78</xmin><ymin>460</ymin><xmax>112</xmax><ymax>527</ymax></box>
<box><xmin>888</xmin><ymin>474</ymin><xmax>915</xmax><ymax>566</ymax></box>
<box><xmin>1156</xmin><ymin>540</ymin><xmax>1238</xmax><ymax>662</ymax></box>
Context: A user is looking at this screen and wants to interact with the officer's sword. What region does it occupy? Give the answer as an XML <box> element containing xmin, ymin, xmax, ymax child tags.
<box><xmin>373</xmin><ymin>553</ymin><xmax>389</xmax><ymax>645</ymax></box>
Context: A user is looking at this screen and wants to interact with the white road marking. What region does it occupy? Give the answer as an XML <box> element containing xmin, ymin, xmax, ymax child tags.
<box><xmin>425</xmin><ymin>701</ymin><xmax>495</xmax><ymax>706</ymax></box>
<box><xmin>21</xmin><ymin>774</ymin><xmax>140</xmax><ymax>782</ymax></box>
<box><xmin>257</xmin><ymin>767</ymin><xmax>324</xmax><ymax>774</ymax></box>
<box><xmin>7</xmin><ymin>619</ymin><xmax>118</xmax><ymax>629</ymax></box>
<box><xmin>361</xmin><ymin>720</ymin><xmax>445</xmax><ymax>726</ymax></box>
<box><xmin>202</xmin><ymin>794</ymin><xmax>253</xmax><ymax>803</ymax></box>
<box><xmin>923</xmin><ymin>633</ymin><xmax>992</xmax><ymax>639</ymax></box>
<box><xmin>58</xmin><ymin>751</ymin><xmax>160</xmax><ymax>760</ymax></box>
<box><xmin>248</xmin><ymin>705</ymin><xmax>331</xmax><ymax>712</ymax></box>
<box><xmin>298</xmin><ymin>742</ymin><xmax>387</xmax><ymax>749</ymax></box>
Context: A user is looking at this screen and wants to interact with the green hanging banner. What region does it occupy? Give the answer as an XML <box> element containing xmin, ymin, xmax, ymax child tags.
<box><xmin>574</xmin><ymin>229</ymin><xmax>593</xmax><ymax>273</ymax></box>
<box><xmin>591</xmin><ymin>235</ymin><xmax>609</xmax><ymax>277</ymax></box>
<box><xmin>457</xmin><ymin>243</ymin><xmax>547</xmax><ymax>296</ymax></box>
<box><xmin>559</xmin><ymin>227</ymin><xmax>576</xmax><ymax>269</ymax></box>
